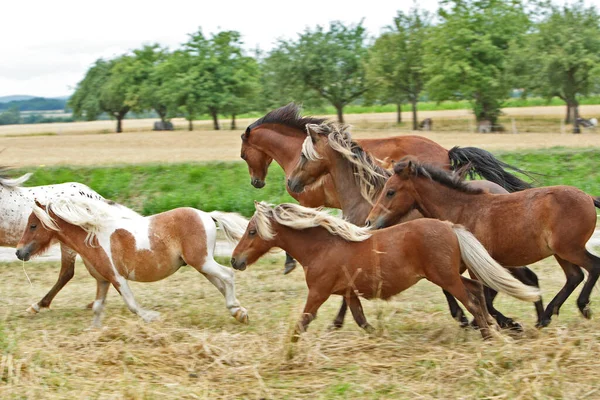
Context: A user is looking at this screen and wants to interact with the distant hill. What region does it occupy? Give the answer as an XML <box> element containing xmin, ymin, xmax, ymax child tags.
<box><xmin>0</xmin><ymin>95</ymin><xmax>36</xmax><ymax>103</ymax></box>
<box><xmin>0</xmin><ymin>97</ymin><xmax>67</xmax><ymax>112</ymax></box>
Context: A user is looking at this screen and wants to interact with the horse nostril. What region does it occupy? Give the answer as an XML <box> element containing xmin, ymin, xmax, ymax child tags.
<box><xmin>230</xmin><ymin>257</ymin><xmax>236</xmax><ymax>267</ymax></box>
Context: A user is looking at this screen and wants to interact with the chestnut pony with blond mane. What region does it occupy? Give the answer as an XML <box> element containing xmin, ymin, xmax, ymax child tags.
<box><xmin>287</xmin><ymin>122</ymin><xmax>542</xmax><ymax>331</ymax></box>
<box><xmin>16</xmin><ymin>197</ymin><xmax>249</xmax><ymax>328</ymax></box>
<box><xmin>366</xmin><ymin>159</ymin><xmax>600</xmax><ymax>328</ymax></box>
<box><xmin>231</xmin><ymin>202</ymin><xmax>540</xmax><ymax>341</ymax></box>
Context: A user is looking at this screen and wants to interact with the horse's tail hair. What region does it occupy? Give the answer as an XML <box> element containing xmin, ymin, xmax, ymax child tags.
<box><xmin>209</xmin><ymin>211</ymin><xmax>249</xmax><ymax>243</ymax></box>
<box><xmin>448</xmin><ymin>146</ymin><xmax>536</xmax><ymax>193</ymax></box>
<box><xmin>593</xmin><ymin>196</ymin><xmax>600</xmax><ymax>209</ymax></box>
<box><xmin>452</xmin><ymin>225</ymin><xmax>541</xmax><ymax>302</ymax></box>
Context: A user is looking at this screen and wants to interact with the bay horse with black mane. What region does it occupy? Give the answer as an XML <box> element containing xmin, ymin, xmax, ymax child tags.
<box><xmin>366</xmin><ymin>159</ymin><xmax>600</xmax><ymax>327</ymax></box>
<box><xmin>286</xmin><ymin>122</ymin><xmax>542</xmax><ymax>330</ymax></box>
<box><xmin>231</xmin><ymin>202</ymin><xmax>540</xmax><ymax>341</ymax></box>
<box><xmin>16</xmin><ymin>197</ymin><xmax>249</xmax><ymax>327</ymax></box>
<box><xmin>241</xmin><ymin>103</ymin><xmax>535</xmax><ymax>274</ymax></box>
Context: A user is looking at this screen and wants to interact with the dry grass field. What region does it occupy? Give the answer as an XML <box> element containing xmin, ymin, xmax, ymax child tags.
<box><xmin>1</xmin><ymin>106</ymin><xmax>600</xmax><ymax>399</ymax></box>
<box><xmin>0</xmin><ymin>106</ymin><xmax>598</xmax><ymax>168</ymax></box>
<box><xmin>1</xmin><ymin>256</ymin><xmax>600</xmax><ymax>399</ymax></box>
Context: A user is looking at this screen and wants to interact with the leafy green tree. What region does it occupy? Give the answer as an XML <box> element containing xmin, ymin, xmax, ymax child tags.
<box><xmin>512</xmin><ymin>0</ymin><xmax>600</xmax><ymax>132</ymax></box>
<box><xmin>224</xmin><ymin>55</ymin><xmax>261</xmax><ymax>129</ymax></box>
<box><xmin>69</xmin><ymin>57</ymin><xmax>134</xmax><ymax>133</ymax></box>
<box><xmin>425</xmin><ymin>0</ymin><xmax>530</xmax><ymax>131</ymax></box>
<box><xmin>131</xmin><ymin>44</ymin><xmax>172</xmax><ymax>123</ymax></box>
<box><xmin>367</xmin><ymin>6</ymin><xmax>431</xmax><ymax>129</ymax></box>
<box><xmin>274</xmin><ymin>21</ymin><xmax>370</xmax><ymax>123</ymax></box>
<box><xmin>0</xmin><ymin>106</ymin><xmax>21</xmax><ymax>125</ymax></box>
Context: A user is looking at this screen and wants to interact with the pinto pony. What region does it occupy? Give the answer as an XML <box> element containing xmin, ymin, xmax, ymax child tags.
<box><xmin>231</xmin><ymin>202</ymin><xmax>540</xmax><ymax>341</ymax></box>
<box><xmin>366</xmin><ymin>160</ymin><xmax>600</xmax><ymax>327</ymax></box>
<box><xmin>286</xmin><ymin>122</ymin><xmax>541</xmax><ymax>330</ymax></box>
<box><xmin>241</xmin><ymin>103</ymin><xmax>535</xmax><ymax>274</ymax></box>
<box><xmin>16</xmin><ymin>197</ymin><xmax>249</xmax><ymax>327</ymax></box>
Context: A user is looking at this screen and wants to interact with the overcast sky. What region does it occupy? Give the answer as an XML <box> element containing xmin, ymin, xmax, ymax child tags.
<box><xmin>1</xmin><ymin>0</ymin><xmax>598</xmax><ymax>98</ymax></box>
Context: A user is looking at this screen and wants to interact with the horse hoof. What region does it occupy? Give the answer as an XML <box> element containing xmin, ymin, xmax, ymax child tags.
<box><xmin>26</xmin><ymin>303</ymin><xmax>41</xmax><ymax>314</ymax></box>
<box><xmin>283</xmin><ymin>263</ymin><xmax>296</xmax><ymax>275</ymax></box>
<box><xmin>234</xmin><ymin>308</ymin><xmax>249</xmax><ymax>324</ymax></box>
<box><xmin>328</xmin><ymin>323</ymin><xmax>343</xmax><ymax>331</ymax></box>
<box><xmin>580</xmin><ymin>304</ymin><xmax>592</xmax><ymax>319</ymax></box>
<box><xmin>362</xmin><ymin>324</ymin><xmax>376</xmax><ymax>334</ymax></box>
<box><xmin>140</xmin><ymin>310</ymin><xmax>160</xmax><ymax>323</ymax></box>
<box><xmin>536</xmin><ymin>318</ymin><xmax>551</xmax><ymax>329</ymax></box>
<box><xmin>499</xmin><ymin>318</ymin><xmax>523</xmax><ymax>332</ymax></box>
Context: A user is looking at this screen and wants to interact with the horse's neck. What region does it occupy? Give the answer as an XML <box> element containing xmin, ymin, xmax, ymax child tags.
<box><xmin>413</xmin><ymin>179</ymin><xmax>480</xmax><ymax>222</ymax></box>
<box><xmin>328</xmin><ymin>156</ymin><xmax>376</xmax><ymax>225</ymax></box>
<box><xmin>272</xmin><ymin>224</ymin><xmax>336</xmax><ymax>267</ymax></box>
<box><xmin>253</xmin><ymin>126</ymin><xmax>305</xmax><ymax>173</ymax></box>
<box><xmin>53</xmin><ymin>220</ymin><xmax>99</xmax><ymax>259</ymax></box>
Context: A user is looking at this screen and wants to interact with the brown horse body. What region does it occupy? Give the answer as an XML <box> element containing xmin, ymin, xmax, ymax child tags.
<box><xmin>366</xmin><ymin>160</ymin><xmax>600</xmax><ymax>327</ymax></box>
<box><xmin>16</xmin><ymin>198</ymin><xmax>249</xmax><ymax>327</ymax></box>
<box><xmin>230</xmin><ymin>203</ymin><xmax>540</xmax><ymax>340</ymax></box>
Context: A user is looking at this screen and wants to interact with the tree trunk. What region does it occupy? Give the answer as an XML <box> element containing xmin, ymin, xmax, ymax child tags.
<box><xmin>396</xmin><ymin>103</ymin><xmax>402</xmax><ymax>124</ymax></box>
<box><xmin>411</xmin><ymin>99</ymin><xmax>418</xmax><ymax>131</ymax></box>
<box><xmin>116</xmin><ymin>116</ymin><xmax>123</xmax><ymax>133</ymax></box>
<box><xmin>572</xmin><ymin>100</ymin><xmax>581</xmax><ymax>134</ymax></box>
<box><xmin>188</xmin><ymin>118</ymin><xmax>193</xmax><ymax>131</ymax></box>
<box><xmin>231</xmin><ymin>113</ymin><xmax>236</xmax><ymax>130</ymax></box>
<box><xmin>565</xmin><ymin>103</ymin><xmax>575</xmax><ymax>124</ymax></box>
<box><xmin>335</xmin><ymin>105</ymin><xmax>344</xmax><ymax>124</ymax></box>
<box><xmin>211</xmin><ymin>110</ymin><xmax>220</xmax><ymax>130</ymax></box>
<box><xmin>158</xmin><ymin>110</ymin><xmax>167</xmax><ymax>124</ymax></box>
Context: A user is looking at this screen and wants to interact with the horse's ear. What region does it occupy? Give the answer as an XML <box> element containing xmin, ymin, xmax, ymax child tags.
<box><xmin>306</xmin><ymin>124</ymin><xmax>320</xmax><ymax>143</ymax></box>
<box><xmin>241</xmin><ymin>127</ymin><xmax>250</xmax><ymax>141</ymax></box>
<box><xmin>34</xmin><ymin>199</ymin><xmax>45</xmax><ymax>209</ymax></box>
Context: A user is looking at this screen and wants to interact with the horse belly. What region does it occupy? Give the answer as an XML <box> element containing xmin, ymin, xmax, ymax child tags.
<box><xmin>115</xmin><ymin>250</ymin><xmax>182</xmax><ymax>282</ymax></box>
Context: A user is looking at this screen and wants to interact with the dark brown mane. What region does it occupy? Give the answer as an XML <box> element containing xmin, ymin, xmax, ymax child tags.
<box><xmin>246</xmin><ymin>103</ymin><xmax>327</xmax><ymax>135</ymax></box>
<box><xmin>395</xmin><ymin>161</ymin><xmax>483</xmax><ymax>195</ymax></box>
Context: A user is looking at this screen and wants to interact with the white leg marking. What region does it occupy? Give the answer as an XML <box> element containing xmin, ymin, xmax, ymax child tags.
<box><xmin>91</xmin><ymin>280</ymin><xmax>110</xmax><ymax>328</ymax></box>
<box><xmin>115</xmin><ymin>276</ymin><xmax>160</xmax><ymax>323</ymax></box>
<box><xmin>201</xmin><ymin>259</ymin><xmax>248</xmax><ymax>323</ymax></box>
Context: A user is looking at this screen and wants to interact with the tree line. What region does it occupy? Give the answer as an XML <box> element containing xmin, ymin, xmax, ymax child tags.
<box><xmin>70</xmin><ymin>0</ymin><xmax>600</xmax><ymax>134</ymax></box>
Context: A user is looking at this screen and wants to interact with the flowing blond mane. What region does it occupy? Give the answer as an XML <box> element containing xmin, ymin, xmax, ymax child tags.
<box><xmin>34</xmin><ymin>196</ymin><xmax>141</xmax><ymax>245</ymax></box>
<box><xmin>302</xmin><ymin>123</ymin><xmax>391</xmax><ymax>204</ymax></box>
<box><xmin>253</xmin><ymin>202</ymin><xmax>371</xmax><ymax>242</ymax></box>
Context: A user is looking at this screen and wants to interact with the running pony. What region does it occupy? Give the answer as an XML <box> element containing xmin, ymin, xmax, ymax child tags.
<box><xmin>230</xmin><ymin>202</ymin><xmax>540</xmax><ymax>341</ymax></box>
<box><xmin>241</xmin><ymin>103</ymin><xmax>535</xmax><ymax>273</ymax></box>
<box><xmin>286</xmin><ymin>122</ymin><xmax>541</xmax><ymax>330</ymax></box>
<box><xmin>0</xmin><ymin>170</ymin><xmax>106</xmax><ymax>312</ymax></box>
<box><xmin>366</xmin><ymin>160</ymin><xmax>600</xmax><ymax>327</ymax></box>
<box><xmin>16</xmin><ymin>197</ymin><xmax>249</xmax><ymax>327</ymax></box>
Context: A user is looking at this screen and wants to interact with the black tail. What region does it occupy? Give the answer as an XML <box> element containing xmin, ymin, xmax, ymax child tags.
<box><xmin>594</xmin><ymin>197</ymin><xmax>600</xmax><ymax>209</ymax></box>
<box><xmin>448</xmin><ymin>146</ymin><xmax>536</xmax><ymax>193</ymax></box>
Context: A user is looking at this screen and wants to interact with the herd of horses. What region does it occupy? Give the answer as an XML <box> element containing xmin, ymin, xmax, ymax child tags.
<box><xmin>6</xmin><ymin>102</ymin><xmax>600</xmax><ymax>342</ymax></box>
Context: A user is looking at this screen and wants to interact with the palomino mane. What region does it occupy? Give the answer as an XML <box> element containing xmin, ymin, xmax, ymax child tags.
<box><xmin>302</xmin><ymin>122</ymin><xmax>391</xmax><ymax>204</ymax></box>
<box><xmin>33</xmin><ymin>196</ymin><xmax>142</xmax><ymax>245</ymax></box>
<box><xmin>253</xmin><ymin>202</ymin><xmax>371</xmax><ymax>242</ymax></box>
<box><xmin>245</xmin><ymin>103</ymin><xmax>326</xmax><ymax>136</ymax></box>
<box><xmin>394</xmin><ymin>161</ymin><xmax>484</xmax><ymax>195</ymax></box>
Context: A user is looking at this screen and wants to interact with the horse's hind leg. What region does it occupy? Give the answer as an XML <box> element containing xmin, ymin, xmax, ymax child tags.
<box><xmin>442</xmin><ymin>290</ymin><xmax>469</xmax><ymax>328</ymax></box>
<box><xmin>28</xmin><ymin>245</ymin><xmax>77</xmax><ymax>313</ymax></box>
<box><xmin>568</xmin><ymin>250</ymin><xmax>600</xmax><ymax>319</ymax></box>
<box><xmin>538</xmin><ymin>256</ymin><xmax>584</xmax><ymax>328</ymax></box>
<box><xmin>196</xmin><ymin>258</ymin><xmax>248</xmax><ymax>324</ymax></box>
<box><xmin>90</xmin><ymin>279</ymin><xmax>110</xmax><ymax>328</ymax></box>
<box><xmin>346</xmin><ymin>295</ymin><xmax>374</xmax><ymax>333</ymax></box>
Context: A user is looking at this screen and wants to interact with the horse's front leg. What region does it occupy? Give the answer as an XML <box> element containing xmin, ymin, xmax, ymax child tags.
<box><xmin>329</xmin><ymin>298</ymin><xmax>348</xmax><ymax>330</ymax></box>
<box><xmin>284</xmin><ymin>253</ymin><xmax>297</xmax><ymax>274</ymax></box>
<box><xmin>28</xmin><ymin>245</ymin><xmax>77</xmax><ymax>313</ymax></box>
<box><xmin>198</xmin><ymin>259</ymin><xmax>248</xmax><ymax>324</ymax></box>
<box><xmin>109</xmin><ymin>274</ymin><xmax>160</xmax><ymax>323</ymax></box>
<box><xmin>293</xmin><ymin>288</ymin><xmax>330</xmax><ymax>342</ymax></box>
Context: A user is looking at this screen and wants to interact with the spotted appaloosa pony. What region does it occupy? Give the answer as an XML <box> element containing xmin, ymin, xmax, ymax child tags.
<box><xmin>231</xmin><ymin>202</ymin><xmax>540</xmax><ymax>341</ymax></box>
<box><xmin>16</xmin><ymin>197</ymin><xmax>249</xmax><ymax>327</ymax></box>
<box><xmin>241</xmin><ymin>103</ymin><xmax>536</xmax><ymax>274</ymax></box>
<box><xmin>366</xmin><ymin>160</ymin><xmax>600</xmax><ymax>327</ymax></box>
<box><xmin>0</xmin><ymin>170</ymin><xmax>106</xmax><ymax>312</ymax></box>
<box><xmin>286</xmin><ymin>122</ymin><xmax>542</xmax><ymax>330</ymax></box>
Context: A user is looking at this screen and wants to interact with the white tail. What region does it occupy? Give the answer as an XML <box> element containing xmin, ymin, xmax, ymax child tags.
<box><xmin>453</xmin><ymin>226</ymin><xmax>541</xmax><ymax>302</ymax></box>
<box><xmin>209</xmin><ymin>211</ymin><xmax>249</xmax><ymax>243</ymax></box>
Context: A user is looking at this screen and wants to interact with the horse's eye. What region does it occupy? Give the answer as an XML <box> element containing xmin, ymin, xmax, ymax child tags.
<box><xmin>30</xmin><ymin>224</ymin><xmax>37</xmax><ymax>230</ymax></box>
<box><xmin>248</xmin><ymin>229</ymin><xmax>257</xmax><ymax>236</ymax></box>
<box><xmin>386</xmin><ymin>190</ymin><xmax>396</xmax><ymax>198</ymax></box>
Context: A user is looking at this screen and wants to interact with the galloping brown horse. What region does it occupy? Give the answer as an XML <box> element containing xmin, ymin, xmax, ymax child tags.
<box><xmin>366</xmin><ymin>160</ymin><xmax>600</xmax><ymax>327</ymax></box>
<box><xmin>241</xmin><ymin>103</ymin><xmax>535</xmax><ymax>273</ymax></box>
<box><xmin>286</xmin><ymin>122</ymin><xmax>542</xmax><ymax>330</ymax></box>
<box><xmin>231</xmin><ymin>202</ymin><xmax>540</xmax><ymax>341</ymax></box>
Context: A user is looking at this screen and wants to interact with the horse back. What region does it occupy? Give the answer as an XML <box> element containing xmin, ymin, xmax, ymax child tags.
<box><xmin>357</xmin><ymin>136</ymin><xmax>449</xmax><ymax>169</ymax></box>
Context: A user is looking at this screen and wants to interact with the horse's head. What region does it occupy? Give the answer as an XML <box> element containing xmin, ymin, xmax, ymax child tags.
<box><xmin>366</xmin><ymin>159</ymin><xmax>419</xmax><ymax>229</ymax></box>
<box><xmin>287</xmin><ymin>124</ymin><xmax>333</xmax><ymax>193</ymax></box>
<box><xmin>241</xmin><ymin>129</ymin><xmax>272</xmax><ymax>189</ymax></box>
<box><xmin>231</xmin><ymin>202</ymin><xmax>276</xmax><ymax>271</ymax></box>
<box><xmin>16</xmin><ymin>200</ymin><xmax>58</xmax><ymax>261</ymax></box>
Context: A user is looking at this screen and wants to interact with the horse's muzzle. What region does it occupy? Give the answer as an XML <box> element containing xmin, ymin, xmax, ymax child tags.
<box><xmin>251</xmin><ymin>178</ymin><xmax>265</xmax><ymax>189</ymax></box>
<box><xmin>230</xmin><ymin>257</ymin><xmax>247</xmax><ymax>271</ymax></box>
<box><xmin>15</xmin><ymin>247</ymin><xmax>30</xmax><ymax>262</ymax></box>
<box><xmin>287</xmin><ymin>178</ymin><xmax>304</xmax><ymax>194</ymax></box>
